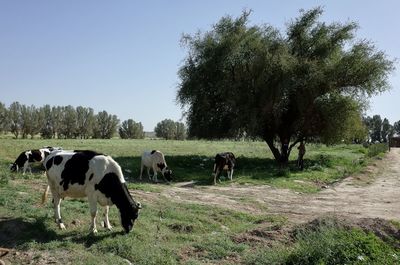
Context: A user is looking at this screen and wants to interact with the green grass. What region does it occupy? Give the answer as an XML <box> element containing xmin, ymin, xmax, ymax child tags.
<box><xmin>0</xmin><ymin>138</ymin><xmax>392</xmax><ymax>264</ymax></box>
<box><xmin>0</xmin><ymin>138</ymin><xmax>380</xmax><ymax>192</ymax></box>
<box><xmin>0</xmin><ymin>176</ymin><xmax>282</xmax><ymax>264</ymax></box>
<box><xmin>244</xmin><ymin>218</ymin><xmax>400</xmax><ymax>265</ymax></box>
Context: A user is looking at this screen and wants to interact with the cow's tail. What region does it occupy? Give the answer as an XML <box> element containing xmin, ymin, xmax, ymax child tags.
<box><xmin>41</xmin><ymin>185</ymin><xmax>49</xmax><ymax>205</ymax></box>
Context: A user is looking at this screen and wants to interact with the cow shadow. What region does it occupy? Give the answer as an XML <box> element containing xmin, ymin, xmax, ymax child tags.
<box><xmin>113</xmin><ymin>155</ymin><xmax>321</xmax><ymax>186</ymax></box>
<box><xmin>0</xmin><ymin>216</ymin><xmax>123</xmax><ymax>249</ymax></box>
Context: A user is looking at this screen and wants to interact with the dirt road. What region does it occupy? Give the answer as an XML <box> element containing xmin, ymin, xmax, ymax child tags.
<box><xmin>136</xmin><ymin>148</ymin><xmax>400</xmax><ymax>223</ymax></box>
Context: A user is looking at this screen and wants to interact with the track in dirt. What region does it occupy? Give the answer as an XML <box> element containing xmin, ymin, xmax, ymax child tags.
<box><xmin>135</xmin><ymin>148</ymin><xmax>400</xmax><ymax>224</ymax></box>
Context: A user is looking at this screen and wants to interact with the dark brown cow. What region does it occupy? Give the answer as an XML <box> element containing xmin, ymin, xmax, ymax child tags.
<box><xmin>212</xmin><ymin>152</ymin><xmax>236</xmax><ymax>185</ymax></box>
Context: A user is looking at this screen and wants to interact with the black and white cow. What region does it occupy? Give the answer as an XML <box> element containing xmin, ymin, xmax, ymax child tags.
<box><xmin>212</xmin><ymin>152</ymin><xmax>236</xmax><ymax>185</ymax></box>
<box><xmin>42</xmin><ymin>150</ymin><xmax>141</xmax><ymax>234</ymax></box>
<box><xmin>10</xmin><ymin>147</ymin><xmax>62</xmax><ymax>174</ymax></box>
<box><xmin>139</xmin><ymin>150</ymin><xmax>172</xmax><ymax>182</ymax></box>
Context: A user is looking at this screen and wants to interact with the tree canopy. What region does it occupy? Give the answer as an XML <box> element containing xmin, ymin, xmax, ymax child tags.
<box><xmin>154</xmin><ymin>119</ymin><xmax>187</xmax><ymax>140</ymax></box>
<box><xmin>119</xmin><ymin>119</ymin><xmax>145</xmax><ymax>139</ymax></box>
<box><xmin>177</xmin><ymin>7</ymin><xmax>394</xmax><ymax>163</ymax></box>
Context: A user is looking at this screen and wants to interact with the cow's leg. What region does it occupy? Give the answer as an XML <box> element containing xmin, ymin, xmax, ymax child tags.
<box><xmin>139</xmin><ymin>163</ymin><xmax>144</xmax><ymax>180</ymax></box>
<box><xmin>41</xmin><ymin>185</ymin><xmax>50</xmax><ymax>204</ymax></box>
<box><xmin>22</xmin><ymin>162</ymin><xmax>28</xmax><ymax>175</ymax></box>
<box><xmin>147</xmin><ymin>167</ymin><xmax>152</xmax><ymax>181</ymax></box>
<box><xmin>89</xmin><ymin>197</ymin><xmax>98</xmax><ymax>234</ymax></box>
<box><xmin>152</xmin><ymin>165</ymin><xmax>158</xmax><ymax>182</ymax></box>
<box><xmin>229</xmin><ymin>168</ymin><xmax>234</xmax><ymax>181</ymax></box>
<box><xmin>214</xmin><ymin>169</ymin><xmax>220</xmax><ymax>185</ymax></box>
<box><xmin>103</xmin><ymin>206</ymin><xmax>112</xmax><ymax>231</ymax></box>
<box><xmin>53</xmin><ymin>194</ymin><xmax>65</xmax><ymax>230</ymax></box>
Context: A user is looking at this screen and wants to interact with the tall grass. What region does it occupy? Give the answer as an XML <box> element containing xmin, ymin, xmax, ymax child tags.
<box><xmin>245</xmin><ymin>218</ymin><xmax>400</xmax><ymax>265</ymax></box>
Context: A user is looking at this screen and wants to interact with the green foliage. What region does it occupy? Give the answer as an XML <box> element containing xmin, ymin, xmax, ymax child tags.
<box><xmin>0</xmin><ymin>102</ymin><xmax>8</xmax><ymax>133</ymax></box>
<box><xmin>119</xmin><ymin>119</ymin><xmax>145</xmax><ymax>139</ymax></box>
<box><xmin>394</xmin><ymin>120</ymin><xmax>400</xmax><ymax>135</ymax></box>
<box><xmin>177</xmin><ymin>7</ymin><xmax>394</xmax><ymax>162</ymax></box>
<box><xmin>367</xmin><ymin>143</ymin><xmax>389</xmax><ymax>157</ymax></box>
<box><xmin>0</xmin><ymin>101</ymin><xmax>132</xmax><ymax>139</ymax></box>
<box><xmin>92</xmin><ymin>110</ymin><xmax>120</xmax><ymax>139</ymax></box>
<box><xmin>370</xmin><ymin>115</ymin><xmax>383</xmax><ymax>143</ymax></box>
<box><xmin>75</xmin><ymin>106</ymin><xmax>95</xmax><ymax>139</ymax></box>
<box><xmin>154</xmin><ymin>119</ymin><xmax>187</xmax><ymax>140</ymax></box>
<box><xmin>381</xmin><ymin>118</ymin><xmax>392</xmax><ymax>142</ymax></box>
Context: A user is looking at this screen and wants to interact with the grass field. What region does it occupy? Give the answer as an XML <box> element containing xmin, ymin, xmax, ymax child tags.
<box><xmin>0</xmin><ymin>139</ymin><xmax>397</xmax><ymax>264</ymax></box>
<box><xmin>0</xmin><ymin>138</ymin><xmax>369</xmax><ymax>192</ymax></box>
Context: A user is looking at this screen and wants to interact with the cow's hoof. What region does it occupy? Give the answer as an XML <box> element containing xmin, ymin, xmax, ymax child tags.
<box><xmin>59</xmin><ymin>223</ymin><xmax>66</xmax><ymax>230</ymax></box>
<box><xmin>91</xmin><ymin>228</ymin><xmax>98</xmax><ymax>234</ymax></box>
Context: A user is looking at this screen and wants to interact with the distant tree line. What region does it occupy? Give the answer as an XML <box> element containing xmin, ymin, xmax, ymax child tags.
<box><xmin>0</xmin><ymin>101</ymin><xmax>185</xmax><ymax>140</ymax></box>
<box><xmin>363</xmin><ymin>115</ymin><xmax>400</xmax><ymax>143</ymax></box>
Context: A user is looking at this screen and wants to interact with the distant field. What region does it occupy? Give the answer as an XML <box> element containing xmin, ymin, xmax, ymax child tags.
<box><xmin>0</xmin><ymin>139</ymin><xmax>395</xmax><ymax>264</ymax></box>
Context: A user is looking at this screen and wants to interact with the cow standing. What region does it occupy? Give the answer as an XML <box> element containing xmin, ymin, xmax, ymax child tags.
<box><xmin>42</xmin><ymin>150</ymin><xmax>141</xmax><ymax>234</ymax></box>
<box><xmin>10</xmin><ymin>147</ymin><xmax>62</xmax><ymax>174</ymax></box>
<box><xmin>139</xmin><ymin>150</ymin><xmax>172</xmax><ymax>182</ymax></box>
<box><xmin>213</xmin><ymin>152</ymin><xmax>236</xmax><ymax>185</ymax></box>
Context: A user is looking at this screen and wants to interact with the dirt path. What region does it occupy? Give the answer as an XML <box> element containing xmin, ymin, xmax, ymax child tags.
<box><xmin>136</xmin><ymin>148</ymin><xmax>400</xmax><ymax>224</ymax></box>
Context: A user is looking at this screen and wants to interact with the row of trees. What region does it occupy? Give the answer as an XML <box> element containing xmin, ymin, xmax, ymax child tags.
<box><xmin>0</xmin><ymin>102</ymin><xmax>187</xmax><ymax>140</ymax></box>
<box><xmin>364</xmin><ymin>115</ymin><xmax>400</xmax><ymax>143</ymax></box>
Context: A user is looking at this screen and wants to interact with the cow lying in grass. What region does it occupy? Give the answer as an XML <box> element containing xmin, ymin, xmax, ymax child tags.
<box><xmin>42</xmin><ymin>150</ymin><xmax>141</xmax><ymax>234</ymax></box>
<box><xmin>10</xmin><ymin>146</ymin><xmax>62</xmax><ymax>174</ymax></box>
<box><xmin>139</xmin><ymin>150</ymin><xmax>172</xmax><ymax>182</ymax></box>
<box><xmin>213</xmin><ymin>152</ymin><xmax>236</xmax><ymax>185</ymax></box>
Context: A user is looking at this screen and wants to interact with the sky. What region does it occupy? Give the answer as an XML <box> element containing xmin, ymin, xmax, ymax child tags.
<box><xmin>0</xmin><ymin>1</ymin><xmax>399</xmax><ymax>131</ymax></box>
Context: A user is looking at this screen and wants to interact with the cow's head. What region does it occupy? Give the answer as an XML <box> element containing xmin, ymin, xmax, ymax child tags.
<box><xmin>121</xmin><ymin>201</ymin><xmax>142</xmax><ymax>233</ymax></box>
<box><xmin>10</xmin><ymin>163</ymin><xmax>18</xmax><ymax>172</ymax></box>
<box><xmin>162</xmin><ymin>167</ymin><xmax>172</xmax><ymax>182</ymax></box>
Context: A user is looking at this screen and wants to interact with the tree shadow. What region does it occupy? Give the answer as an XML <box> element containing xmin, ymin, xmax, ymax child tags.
<box><xmin>113</xmin><ymin>155</ymin><xmax>329</xmax><ymax>186</ymax></box>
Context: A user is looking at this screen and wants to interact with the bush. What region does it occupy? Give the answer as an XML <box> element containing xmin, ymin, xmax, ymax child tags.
<box><xmin>367</xmin><ymin>143</ymin><xmax>389</xmax><ymax>157</ymax></box>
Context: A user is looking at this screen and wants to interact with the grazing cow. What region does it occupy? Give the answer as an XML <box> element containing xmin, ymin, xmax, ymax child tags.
<box><xmin>42</xmin><ymin>150</ymin><xmax>141</xmax><ymax>234</ymax></box>
<box><xmin>139</xmin><ymin>150</ymin><xmax>172</xmax><ymax>182</ymax></box>
<box><xmin>10</xmin><ymin>147</ymin><xmax>62</xmax><ymax>174</ymax></box>
<box><xmin>213</xmin><ymin>152</ymin><xmax>236</xmax><ymax>185</ymax></box>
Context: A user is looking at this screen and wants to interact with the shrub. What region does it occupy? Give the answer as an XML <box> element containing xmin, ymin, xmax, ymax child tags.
<box><xmin>367</xmin><ymin>143</ymin><xmax>389</xmax><ymax>157</ymax></box>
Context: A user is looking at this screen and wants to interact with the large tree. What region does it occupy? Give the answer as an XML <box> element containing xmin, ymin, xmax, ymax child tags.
<box><xmin>76</xmin><ymin>106</ymin><xmax>95</xmax><ymax>139</ymax></box>
<box><xmin>177</xmin><ymin>8</ymin><xmax>394</xmax><ymax>164</ymax></box>
<box><xmin>370</xmin><ymin>115</ymin><xmax>383</xmax><ymax>143</ymax></box>
<box><xmin>0</xmin><ymin>102</ymin><xmax>9</xmax><ymax>133</ymax></box>
<box><xmin>59</xmin><ymin>105</ymin><xmax>77</xmax><ymax>139</ymax></box>
<box><xmin>154</xmin><ymin>119</ymin><xmax>187</xmax><ymax>140</ymax></box>
<box><xmin>93</xmin><ymin>111</ymin><xmax>119</xmax><ymax>139</ymax></box>
<box><xmin>394</xmin><ymin>120</ymin><xmax>400</xmax><ymax>135</ymax></box>
<box><xmin>119</xmin><ymin>119</ymin><xmax>145</xmax><ymax>139</ymax></box>
<box><xmin>8</xmin><ymin>102</ymin><xmax>22</xmax><ymax>138</ymax></box>
<box><xmin>381</xmin><ymin>118</ymin><xmax>391</xmax><ymax>143</ymax></box>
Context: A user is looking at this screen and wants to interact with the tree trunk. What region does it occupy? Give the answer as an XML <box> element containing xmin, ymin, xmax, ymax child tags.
<box><xmin>265</xmin><ymin>137</ymin><xmax>281</xmax><ymax>162</ymax></box>
<box><xmin>264</xmin><ymin>136</ymin><xmax>302</xmax><ymax>166</ymax></box>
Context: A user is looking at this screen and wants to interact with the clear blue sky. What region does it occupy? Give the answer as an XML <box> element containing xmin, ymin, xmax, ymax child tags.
<box><xmin>0</xmin><ymin>1</ymin><xmax>399</xmax><ymax>131</ymax></box>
